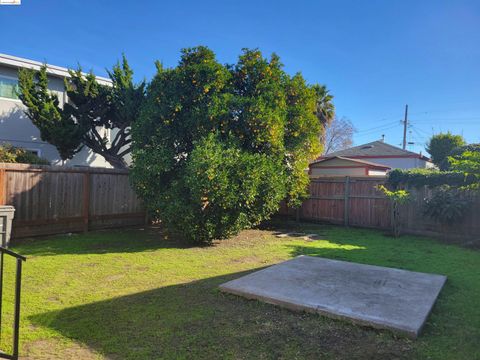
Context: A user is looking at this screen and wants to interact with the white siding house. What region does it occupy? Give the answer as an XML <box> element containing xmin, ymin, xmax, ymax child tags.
<box><xmin>319</xmin><ymin>141</ymin><xmax>434</xmax><ymax>170</ymax></box>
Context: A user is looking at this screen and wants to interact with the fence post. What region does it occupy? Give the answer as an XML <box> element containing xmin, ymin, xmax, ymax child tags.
<box><xmin>83</xmin><ymin>172</ymin><xmax>90</xmax><ymax>233</ymax></box>
<box><xmin>0</xmin><ymin>169</ymin><xmax>5</xmax><ymax>206</ymax></box>
<box><xmin>344</xmin><ymin>176</ymin><xmax>350</xmax><ymax>226</ymax></box>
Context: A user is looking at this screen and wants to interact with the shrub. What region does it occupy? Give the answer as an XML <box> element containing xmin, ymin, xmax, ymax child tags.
<box><xmin>448</xmin><ymin>149</ymin><xmax>480</xmax><ymax>190</ymax></box>
<box><xmin>386</xmin><ymin>168</ymin><xmax>477</xmax><ymax>189</ymax></box>
<box><xmin>377</xmin><ymin>185</ymin><xmax>410</xmax><ymax>238</ymax></box>
<box><xmin>131</xmin><ymin>47</ymin><xmax>325</xmax><ymax>243</ymax></box>
<box><xmin>0</xmin><ymin>144</ymin><xmax>49</xmax><ymax>165</ymax></box>
<box><xmin>151</xmin><ymin>135</ymin><xmax>286</xmax><ymax>243</ymax></box>
<box><xmin>423</xmin><ymin>186</ymin><xmax>471</xmax><ymax>224</ymax></box>
<box><xmin>426</xmin><ymin>132</ymin><xmax>465</xmax><ymax>170</ymax></box>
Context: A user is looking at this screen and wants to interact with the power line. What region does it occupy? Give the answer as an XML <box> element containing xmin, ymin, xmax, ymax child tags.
<box><xmin>355</xmin><ymin>120</ymin><xmax>400</xmax><ymax>134</ymax></box>
<box><xmin>414</xmin><ymin>117</ymin><xmax>480</xmax><ymax>123</ymax></box>
<box><xmin>355</xmin><ymin>123</ymin><xmax>401</xmax><ymax>138</ymax></box>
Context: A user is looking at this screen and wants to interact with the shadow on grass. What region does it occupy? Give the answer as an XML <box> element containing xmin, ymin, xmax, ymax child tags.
<box><xmin>12</xmin><ymin>226</ymin><xmax>202</xmax><ymax>257</ymax></box>
<box><xmin>28</xmin><ymin>270</ymin><xmax>412</xmax><ymax>360</ymax></box>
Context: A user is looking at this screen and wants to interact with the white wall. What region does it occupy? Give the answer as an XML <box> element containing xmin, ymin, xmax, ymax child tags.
<box><xmin>360</xmin><ymin>157</ymin><xmax>432</xmax><ymax>170</ymax></box>
<box><xmin>310</xmin><ymin>167</ymin><xmax>366</xmax><ymax>177</ymax></box>
<box><xmin>368</xmin><ymin>169</ymin><xmax>388</xmax><ymax>176</ymax></box>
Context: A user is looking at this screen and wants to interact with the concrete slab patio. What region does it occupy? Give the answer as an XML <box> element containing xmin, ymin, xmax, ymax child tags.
<box><xmin>219</xmin><ymin>256</ymin><xmax>446</xmax><ymax>338</ymax></box>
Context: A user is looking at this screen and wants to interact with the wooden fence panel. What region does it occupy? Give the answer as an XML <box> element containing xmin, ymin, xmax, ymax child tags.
<box><xmin>301</xmin><ymin>179</ymin><xmax>345</xmax><ymax>223</ymax></box>
<box><xmin>348</xmin><ymin>178</ymin><xmax>391</xmax><ymax>229</ymax></box>
<box><xmin>0</xmin><ymin>163</ymin><xmax>145</xmax><ymax>238</ymax></box>
<box><xmin>283</xmin><ymin>176</ymin><xmax>479</xmax><ymax>242</ymax></box>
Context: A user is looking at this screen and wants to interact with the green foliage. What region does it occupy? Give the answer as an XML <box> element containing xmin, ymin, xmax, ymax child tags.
<box><xmin>0</xmin><ymin>144</ymin><xmax>49</xmax><ymax>165</ymax></box>
<box><xmin>18</xmin><ymin>56</ymin><xmax>145</xmax><ymax>168</ymax></box>
<box><xmin>18</xmin><ymin>67</ymin><xmax>83</xmax><ymax>160</ymax></box>
<box><xmin>423</xmin><ymin>186</ymin><xmax>471</xmax><ymax>224</ymax></box>
<box><xmin>377</xmin><ymin>185</ymin><xmax>410</xmax><ymax>238</ymax></box>
<box><xmin>311</xmin><ymin>84</ymin><xmax>335</xmax><ymax>127</ymax></box>
<box><xmin>377</xmin><ymin>185</ymin><xmax>410</xmax><ymax>204</ymax></box>
<box><xmin>448</xmin><ymin>148</ymin><xmax>480</xmax><ymax>189</ymax></box>
<box><xmin>132</xmin><ymin>47</ymin><xmax>326</xmax><ymax>243</ymax></box>
<box><xmin>151</xmin><ymin>134</ymin><xmax>286</xmax><ymax>243</ymax></box>
<box><xmin>426</xmin><ymin>132</ymin><xmax>466</xmax><ymax>170</ymax></box>
<box><xmin>447</xmin><ymin>143</ymin><xmax>480</xmax><ymax>161</ymax></box>
<box><xmin>386</xmin><ymin>168</ymin><xmax>477</xmax><ymax>189</ymax></box>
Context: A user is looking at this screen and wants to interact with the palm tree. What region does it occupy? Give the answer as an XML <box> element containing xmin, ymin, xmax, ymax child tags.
<box><xmin>312</xmin><ymin>84</ymin><xmax>335</xmax><ymax>126</ymax></box>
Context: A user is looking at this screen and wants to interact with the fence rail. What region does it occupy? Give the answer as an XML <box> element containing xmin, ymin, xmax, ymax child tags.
<box><xmin>280</xmin><ymin>176</ymin><xmax>480</xmax><ymax>242</ymax></box>
<box><xmin>0</xmin><ymin>163</ymin><xmax>145</xmax><ymax>239</ymax></box>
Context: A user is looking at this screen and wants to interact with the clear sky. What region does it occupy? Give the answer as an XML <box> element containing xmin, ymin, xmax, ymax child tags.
<box><xmin>1</xmin><ymin>0</ymin><xmax>479</xmax><ymax>154</ymax></box>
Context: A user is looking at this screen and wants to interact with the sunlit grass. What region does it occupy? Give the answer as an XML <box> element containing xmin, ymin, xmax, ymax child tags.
<box><xmin>0</xmin><ymin>224</ymin><xmax>475</xmax><ymax>359</ymax></box>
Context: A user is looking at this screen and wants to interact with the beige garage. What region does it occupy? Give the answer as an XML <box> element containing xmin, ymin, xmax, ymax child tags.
<box><xmin>309</xmin><ymin>156</ymin><xmax>391</xmax><ymax>178</ymax></box>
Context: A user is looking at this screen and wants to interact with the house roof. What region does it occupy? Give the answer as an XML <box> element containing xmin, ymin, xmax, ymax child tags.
<box><xmin>0</xmin><ymin>53</ymin><xmax>112</xmax><ymax>85</ymax></box>
<box><xmin>322</xmin><ymin>140</ymin><xmax>431</xmax><ymax>161</ymax></box>
<box><xmin>310</xmin><ymin>156</ymin><xmax>391</xmax><ymax>170</ymax></box>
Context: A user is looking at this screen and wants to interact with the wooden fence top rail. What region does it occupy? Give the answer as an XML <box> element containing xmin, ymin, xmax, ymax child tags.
<box><xmin>0</xmin><ymin>163</ymin><xmax>130</xmax><ymax>175</ymax></box>
<box><xmin>310</xmin><ymin>176</ymin><xmax>386</xmax><ymax>183</ymax></box>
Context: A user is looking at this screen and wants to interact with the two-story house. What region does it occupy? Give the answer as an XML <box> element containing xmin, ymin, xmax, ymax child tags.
<box><xmin>0</xmin><ymin>53</ymin><xmax>113</xmax><ymax>167</ymax></box>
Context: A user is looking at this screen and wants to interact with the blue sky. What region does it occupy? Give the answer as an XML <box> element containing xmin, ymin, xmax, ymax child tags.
<box><xmin>1</xmin><ymin>0</ymin><xmax>479</xmax><ymax>154</ymax></box>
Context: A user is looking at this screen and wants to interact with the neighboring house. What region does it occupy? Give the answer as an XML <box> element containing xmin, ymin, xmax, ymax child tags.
<box><xmin>309</xmin><ymin>140</ymin><xmax>434</xmax><ymax>178</ymax></box>
<box><xmin>319</xmin><ymin>140</ymin><xmax>434</xmax><ymax>170</ymax></box>
<box><xmin>0</xmin><ymin>53</ymin><xmax>113</xmax><ymax>167</ymax></box>
<box><xmin>309</xmin><ymin>156</ymin><xmax>391</xmax><ymax>178</ymax></box>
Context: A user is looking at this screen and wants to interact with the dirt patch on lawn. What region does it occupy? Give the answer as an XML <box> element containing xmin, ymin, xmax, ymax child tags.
<box><xmin>20</xmin><ymin>339</ymin><xmax>104</xmax><ymax>360</ymax></box>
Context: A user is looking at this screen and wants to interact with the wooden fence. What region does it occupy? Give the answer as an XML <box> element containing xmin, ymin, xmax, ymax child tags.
<box><xmin>280</xmin><ymin>177</ymin><xmax>480</xmax><ymax>242</ymax></box>
<box><xmin>0</xmin><ymin>163</ymin><xmax>145</xmax><ymax>239</ymax></box>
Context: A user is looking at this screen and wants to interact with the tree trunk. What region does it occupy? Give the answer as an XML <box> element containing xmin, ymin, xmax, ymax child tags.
<box><xmin>102</xmin><ymin>153</ymin><xmax>129</xmax><ymax>169</ymax></box>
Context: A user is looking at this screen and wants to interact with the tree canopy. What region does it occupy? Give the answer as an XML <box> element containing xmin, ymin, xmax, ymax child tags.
<box><xmin>131</xmin><ymin>47</ymin><xmax>330</xmax><ymax>243</ymax></box>
<box><xmin>18</xmin><ymin>56</ymin><xmax>145</xmax><ymax>168</ymax></box>
<box><xmin>426</xmin><ymin>132</ymin><xmax>466</xmax><ymax>170</ymax></box>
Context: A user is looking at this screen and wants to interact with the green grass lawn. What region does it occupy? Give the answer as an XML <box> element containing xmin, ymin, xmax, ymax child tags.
<box><xmin>0</xmin><ymin>223</ymin><xmax>478</xmax><ymax>359</ymax></box>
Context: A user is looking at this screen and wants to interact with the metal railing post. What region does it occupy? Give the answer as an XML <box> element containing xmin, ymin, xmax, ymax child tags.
<box><xmin>0</xmin><ymin>247</ymin><xmax>26</xmax><ymax>360</ymax></box>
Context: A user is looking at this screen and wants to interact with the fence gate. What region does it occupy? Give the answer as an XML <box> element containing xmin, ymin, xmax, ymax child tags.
<box><xmin>0</xmin><ymin>247</ymin><xmax>25</xmax><ymax>360</ymax></box>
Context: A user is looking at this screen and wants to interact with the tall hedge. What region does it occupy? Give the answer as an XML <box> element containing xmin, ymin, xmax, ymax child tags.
<box><xmin>131</xmin><ymin>47</ymin><xmax>325</xmax><ymax>243</ymax></box>
<box><xmin>386</xmin><ymin>168</ymin><xmax>477</xmax><ymax>189</ymax></box>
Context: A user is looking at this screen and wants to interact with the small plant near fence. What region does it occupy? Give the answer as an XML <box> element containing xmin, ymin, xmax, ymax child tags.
<box><xmin>423</xmin><ymin>186</ymin><xmax>472</xmax><ymax>224</ymax></box>
<box><xmin>386</xmin><ymin>145</ymin><xmax>479</xmax><ymax>230</ymax></box>
<box><xmin>377</xmin><ymin>185</ymin><xmax>410</xmax><ymax>238</ymax></box>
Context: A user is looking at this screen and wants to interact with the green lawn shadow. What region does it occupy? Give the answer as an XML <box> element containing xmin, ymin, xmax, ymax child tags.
<box><xmin>28</xmin><ymin>270</ymin><xmax>412</xmax><ymax>360</ymax></box>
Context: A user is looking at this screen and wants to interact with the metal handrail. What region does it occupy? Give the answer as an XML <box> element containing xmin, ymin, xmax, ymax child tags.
<box><xmin>0</xmin><ymin>247</ymin><xmax>26</xmax><ymax>360</ymax></box>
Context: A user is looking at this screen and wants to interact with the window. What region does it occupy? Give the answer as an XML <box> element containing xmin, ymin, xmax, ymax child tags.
<box><xmin>26</xmin><ymin>149</ymin><xmax>41</xmax><ymax>157</ymax></box>
<box><xmin>0</xmin><ymin>76</ymin><xmax>19</xmax><ymax>100</ymax></box>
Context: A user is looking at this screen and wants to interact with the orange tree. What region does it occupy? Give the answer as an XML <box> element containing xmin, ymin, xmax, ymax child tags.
<box><xmin>131</xmin><ymin>47</ymin><xmax>329</xmax><ymax>243</ymax></box>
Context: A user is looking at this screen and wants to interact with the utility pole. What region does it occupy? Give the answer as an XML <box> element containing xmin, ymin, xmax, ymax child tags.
<box><xmin>402</xmin><ymin>104</ymin><xmax>408</xmax><ymax>150</ymax></box>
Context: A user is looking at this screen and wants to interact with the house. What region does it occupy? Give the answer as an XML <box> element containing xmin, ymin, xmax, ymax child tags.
<box><xmin>309</xmin><ymin>140</ymin><xmax>434</xmax><ymax>177</ymax></box>
<box><xmin>0</xmin><ymin>53</ymin><xmax>113</xmax><ymax>167</ymax></box>
<box><xmin>309</xmin><ymin>156</ymin><xmax>391</xmax><ymax>178</ymax></box>
<box><xmin>319</xmin><ymin>140</ymin><xmax>434</xmax><ymax>170</ymax></box>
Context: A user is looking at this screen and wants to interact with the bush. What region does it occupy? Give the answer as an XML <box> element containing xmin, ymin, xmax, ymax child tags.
<box><xmin>386</xmin><ymin>168</ymin><xmax>477</xmax><ymax>189</ymax></box>
<box><xmin>448</xmin><ymin>148</ymin><xmax>480</xmax><ymax>190</ymax></box>
<box><xmin>445</xmin><ymin>143</ymin><xmax>480</xmax><ymax>170</ymax></box>
<box><xmin>423</xmin><ymin>186</ymin><xmax>471</xmax><ymax>224</ymax></box>
<box><xmin>377</xmin><ymin>185</ymin><xmax>410</xmax><ymax>238</ymax></box>
<box><xmin>131</xmin><ymin>47</ymin><xmax>324</xmax><ymax>244</ymax></box>
<box><xmin>426</xmin><ymin>132</ymin><xmax>465</xmax><ymax>170</ymax></box>
<box><xmin>0</xmin><ymin>144</ymin><xmax>49</xmax><ymax>165</ymax></box>
<box><xmin>150</xmin><ymin>135</ymin><xmax>286</xmax><ymax>243</ymax></box>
